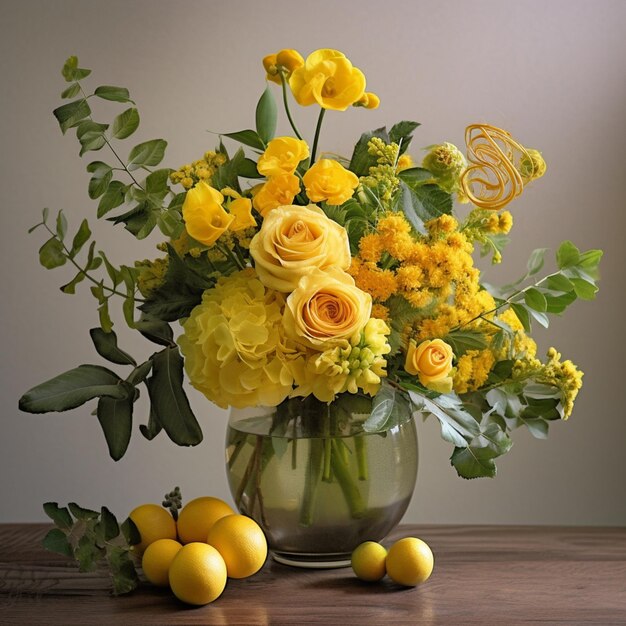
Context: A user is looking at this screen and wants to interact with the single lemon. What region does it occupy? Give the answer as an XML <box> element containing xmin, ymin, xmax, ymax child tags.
<box><xmin>206</xmin><ymin>514</ymin><xmax>267</xmax><ymax>579</ymax></box>
<box><xmin>129</xmin><ymin>504</ymin><xmax>177</xmax><ymax>554</ymax></box>
<box><xmin>169</xmin><ymin>542</ymin><xmax>227</xmax><ymax>606</ymax></box>
<box><xmin>177</xmin><ymin>496</ymin><xmax>235</xmax><ymax>544</ymax></box>
<box><xmin>141</xmin><ymin>538</ymin><xmax>182</xmax><ymax>587</ymax></box>
<box><xmin>385</xmin><ymin>537</ymin><xmax>434</xmax><ymax>586</ymax></box>
<box><xmin>351</xmin><ymin>541</ymin><xmax>388</xmax><ymax>582</ymax></box>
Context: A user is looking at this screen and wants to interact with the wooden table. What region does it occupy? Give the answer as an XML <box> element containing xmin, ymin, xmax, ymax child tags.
<box><xmin>1</xmin><ymin>524</ymin><xmax>625</xmax><ymax>625</ymax></box>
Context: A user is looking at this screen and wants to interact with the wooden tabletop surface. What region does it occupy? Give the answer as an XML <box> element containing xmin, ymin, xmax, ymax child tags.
<box><xmin>0</xmin><ymin>523</ymin><xmax>625</xmax><ymax>625</ymax></box>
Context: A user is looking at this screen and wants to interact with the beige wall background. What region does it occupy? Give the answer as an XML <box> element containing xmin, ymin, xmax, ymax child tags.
<box><xmin>1</xmin><ymin>0</ymin><xmax>624</xmax><ymax>525</ymax></box>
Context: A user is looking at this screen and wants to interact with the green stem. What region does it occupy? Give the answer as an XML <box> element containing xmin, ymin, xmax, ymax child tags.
<box><xmin>217</xmin><ymin>242</ymin><xmax>246</xmax><ymax>270</ymax></box>
<box><xmin>354</xmin><ymin>435</ymin><xmax>368</xmax><ymax>481</ymax></box>
<box><xmin>323</xmin><ymin>437</ymin><xmax>332</xmax><ymax>481</ymax></box>
<box><xmin>331</xmin><ymin>439</ymin><xmax>366</xmax><ymax>519</ymax></box>
<box><xmin>299</xmin><ymin>438</ymin><xmax>324</xmax><ymax>527</ymax></box>
<box><xmin>310</xmin><ymin>108</ymin><xmax>327</xmax><ymax>166</ymax></box>
<box><xmin>279</xmin><ymin>72</ymin><xmax>303</xmax><ymax>140</ymax></box>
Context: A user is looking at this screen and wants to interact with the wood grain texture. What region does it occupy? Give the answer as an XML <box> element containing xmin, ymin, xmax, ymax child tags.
<box><xmin>1</xmin><ymin>524</ymin><xmax>625</xmax><ymax>625</ymax></box>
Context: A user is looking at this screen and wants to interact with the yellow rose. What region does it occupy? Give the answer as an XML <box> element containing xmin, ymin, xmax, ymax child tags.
<box><xmin>252</xmin><ymin>173</ymin><xmax>301</xmax><ymax>217</ymax></box>
<box><xmin>182</xmin><ymin>181</ymin><xmax>233</xmax><ymax>246</ymax></box>
<box><xmin>303</xmin><ymin>159</ymin><xmax>359</xmax><ymax>205</ymax></box>
<box><xmin>283</xmin><ymin>267</ymin><xmax>372</xmax><ymax>350</ymax></box>
<box><xmin>289</xmin><ymin>49</ymin><xmax>366</xmax><ymax>111</ymax></box>
<box><xmin>263</xmin><ymin>49</ymin><xmax>304</xmax><ymax>85</ymax></box>
<box><xmin>228</xmin><ymin>197</ymin><xmax>256</xmax><ymax>231</ymax></box>
<box><xmin>249</xmin><ymin>204</ymin><xmax>350</xmax><ymax>292</ymax></box>
<box><xmin>257</xmin><ymin>137</ymin><xmax>310</xmax><ymax>177</ymax></box>
<box><xmin>405</xmin><ymin>339</ymin><xmax>454</xmax><ymax>393</ymax></box>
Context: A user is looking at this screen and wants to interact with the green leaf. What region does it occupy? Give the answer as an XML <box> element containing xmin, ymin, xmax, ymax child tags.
<box><xmin>527</xmin><ymin>248</ymin><xmax>547</xmax><ymax>276</ymax></box>
<box><xmin>397</xmin><ymin>167</ymin><xmax>432</xmax><ymax>186</ymax></box>
<box><xmin>99</xmin><ymin>506</ymin><xmax>120</xmax><ymax>541</ymax></box>
<box><xmin>89</xmin><ymin>328</ymin><xmax>136</xmax><ymax>366</ymax></box>
<box><xmin>451</xmin><ymin>423</ymin><xmax>512</xmax><ymax>479</ymax></box>
<box><xmin>145</xmin><ymin>168</ymin><xmax>171</xmax><ymax>193</ymax></box>
<box><xmin>570</xmin><ymin>277</ymin><xmax>598</xmax><ymax>300</ymax></box>
<box><xmin>107</xmin><ymin>547</ymin><xmax>139</xmax><ymax>595</ymax></box>
<box><xmin>577</xmin><ymin>249</ymin><xmax>603</xmax><ymax>280</ymax></box>
<box><xmin>98</xmin><ymin>299</ymin><xmax>113</xmax><ymax>333</ymax></box>
<box><xmin>389</xmin><ymin>121</ymin><xmax>420</xmax><ymax>155</ymax></box>
<box><xmin>87</xmin><ymin>162</ymin><xmax>113</xmax><ymax>200</ymax></box>
<box><xmin>97</xmin><ymin>181</ymin><xmax>127</xmax><ymax>217</ymax></box>
<box><xmin>120</xmin><ymin>517</ymin><xmax>141</xmax><ymax>545</ymax></box>
<box><xmin>410</xmin><ymin>391</ymin><xmax>479</xmax><ymax>447</ymax></box>
<box><xmin>349</xmin><ymin>126</ymin><xmax>389</xmax><ymax>176</ymax></box>
<box><xmin>94</xmin><ymin>85</ymin><xmax>132</xmax><ymax>103</ymax></box>
<box><xmin>222</xmin><ymin>129</ymin><xmax>266</xmax><ymax>151</ymax></box>
<box><xmin>61</xmin><ymin>56</ymin><xmax>91</xmax><ymax>82</ymax></box>
<box><xmin>61</xmin><ymin>83</ymin><xmax>81</xmax><ymax>99</ymax></box>
<box><xmin>238</xmin><ymin>157</ymin><xmax>264</xmax><ymax>179</ymax></box>
<box><xmin>511</xmin><ymin>303</ymin><xmax>532</xmax><ymax>332</ymax></box>
<box><xmin>135</xmin><ymin>317</ymin><xmax>174</xmax><ymax>347</ymax></box>
<box><xmin>75</xmin><ymin>534</ymin><xmax>101</xmax><ymax>572</ymax></box>
<box><xmin>43</xmin><ymin>502</ymin><xmax>73</xmax><ymax>530</ymax></box>
<box><xmin>524</xmin><ymin>288</ymin><xmax>547</xmax><ymax>312</ymax></box>
<box><xmin>146</xmin><ymin>347</ymin><xmax>203</xmax><ymax>446</ymax></box>
<box><xmin>56</xmin><ymin>210</ymin><xmax>68</xmax><ymax>240</ymax></box>
<box><xmin>556</xmin><ymin>241</ymin><xmax>580</xmax><ymax>269</ymax></box>
<box><xmin>39</xmin><ymin>237</ymin><xmax>66</xmax><ymax>269</ymax></box>
<box><xmin>544</xmin><ymin>274</ymin><xmax>574</xmax><ymax>293</ymax></box>
<box><xmin>76</xmin><ymin>120</ymin><xmax>108</xmax><ymax>156</ymax></box>
<box><xmin>255</xmin><ymin>86</ymin><xmax>277</xmax><ymax>144</ymax></box>
<box><xmin>127</xmin><ymin>139</ymin><xmax>167</xmax><ymax>171</ymax></box>
<box><xmin>97</xmin><ymin>390</ymin><xmax>134</xmax><ymax>461</ymax></box>
<box><xmin>42</xmin><ymin>528</ymin><xmax>73</xmax><ymax>558</ymax></box>
<box><xmin>363</xmin><ymin>382</ymin><xmax>396</xmax><ymax>432</ymax></box>
<box><xmin>126</xmin><ymin>360</ymin><xmax>153</xmax><ymax>386</ymax></box>
<box><xmin>139</xmin><ymin>406</ymin><xmax>162</xmax><ymax>441</ymax></box>
<box><xmin>528</xmin><ymin>308</ymin><xmax>550</xmax><ymax>328</ymax></box>
<box><xmin>212</xmin><ymin>148</ymin><xmax>245</xmax><ymax>192</ymax></box>
<box><xmin>68</xmin><ymin>502</ymin><xmax>99</xmax><ymax>520</ymax></box>
<box><xmin>53</xmin><ymin>99</ymin><xmax>91</xmax><ymax>134</ymax></box>
<box><xmin>19</xmin><ymin>364</ymin><xmax>125</xmax><ymax>413</ymax></box>
<box><xmin>444</xmin><ymin>330</ymin><xmax>488</xmax><ymax>357</ymax></box>
<box><xmin>60</xmin><ymin>270</ymin><xmax>87</xmax><ymax>294</ymax></box>
<box><xmin>70</xmin><ymin>219</ymin><xmax>91</xmax><ymax>258</ymax></box>
<box><xmin>111</xmin><ymin>107</ymin><xmax>140</xmax><ymax>140</ymax></box>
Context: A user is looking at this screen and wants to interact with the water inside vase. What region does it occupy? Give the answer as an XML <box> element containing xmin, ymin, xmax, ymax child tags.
<box><xmin>226</xmin><ymin>415</ymin><xmax>418</xmax><ymax>561</ymax></box>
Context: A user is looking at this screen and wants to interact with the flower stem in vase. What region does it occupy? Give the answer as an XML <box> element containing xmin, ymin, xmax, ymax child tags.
<box><xmin>331</xmin><ymin>439</ymin><xmax>366</xmax><ymax>519</ymax></box>
<box><xmin>354</xmin><ymin>435</ymin><xmax>368</xmax><ymax>481</ymax></box>
<box><xmin>299</xmin><ymin>438</ymin><xmax>324</xmax><ymax>527</ymax></box>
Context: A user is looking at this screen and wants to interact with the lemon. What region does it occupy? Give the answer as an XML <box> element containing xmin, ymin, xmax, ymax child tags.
<box><xmin>129</xmin><ymin>504</ymin><xmax>177</xmax><ymax>554</ymax></box>
<box><xmin>141</xmin><ymin>538</ymin><xmax>182</xmax><ymax>587</ymax></box>
<box><xmin>206</xmin><ymin>514</ymin><xmax>267</xmax><ymax>579</ymax></box>
<box><xmin>351</xmin><ymin>541</ymin><xmax>388</xmax><ymax>582</ymax></box>
<box><xmin>385</xmin><ymin>537</ymin><xmax>434</xmax><ymax>586</ymax></box>
<box><xmin>168</xmin><ymin>542</ymin><xmax>227</xmax><ymax>606</ymax></box>
<box><xmin>177</xmin><ymin>496</ymin><xmax>235</xmax><ymax>544</ymax></box>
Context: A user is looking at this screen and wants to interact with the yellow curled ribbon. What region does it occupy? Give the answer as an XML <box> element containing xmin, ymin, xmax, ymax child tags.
<box><xmin>460</xmin><ymin>124</ymin><xmax>535</xmax><ymax>211</ymax></box>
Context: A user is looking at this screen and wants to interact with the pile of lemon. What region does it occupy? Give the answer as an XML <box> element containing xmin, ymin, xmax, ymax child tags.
<box><xmin>129</xmin><ymin>496</ymin><xmax>267</xmax><ymax>606</ymax></box>
<box><xmin>351</xmin><ymin>537</ymin><xmax>434</xmax><ymax>586</ymax></box>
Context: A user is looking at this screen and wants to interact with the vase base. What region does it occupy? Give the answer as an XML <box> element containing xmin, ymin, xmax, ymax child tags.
<box><xmin>272</xmin><ymin>551</ymin><xmax>351</xmax><ymax>569</ymax></box>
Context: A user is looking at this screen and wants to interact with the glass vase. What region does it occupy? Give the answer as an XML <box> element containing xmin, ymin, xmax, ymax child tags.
<box><xmin>225</xmin><ymin>391</ymin><xmax>418</xmax><ymax>568</ymax></box>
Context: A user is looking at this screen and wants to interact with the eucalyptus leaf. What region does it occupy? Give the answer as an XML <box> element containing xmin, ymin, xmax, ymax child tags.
<box><xmin>94</xmin><ymin>85</ymin><xmax>132</xmax><ymax>103</ymax></box>
<box><xmin>527</xmin><ymin>248</ymin><xmax>547</xmax><ymax>276</ymax></box>
<box><xmin>556</xmin><ymin>240</ymin><xmax>580</xmax><ymax>269</ymax></box>
<box><xmin>524</xmin><ymin>288</ymin><xmax>547</xmax><ymax>312</ymax></box>
<box><xmin>127</xmin><ymin>139</ymin><xmax>167</xmax><ymax>171</ymax></box>
<box><xmin>89</xmin><ymin>328</ymin><xmax>136</xmax><ymax>366</ymax></box>
<box><xmin>39</xmin><ymin>237</ymin><xmax>66</xmax><ymax>269</ymax></box>
<box><xmin>70</xmin><ymin>219</ymin><xmax>91</xmax><ymax>258</ymax></box>
<box><xmin>363</xmin><ymin>382</ymin><xmax>396</xmax><ymax>432</ymax></box>
<box><xmin>111</xmin><ymin>107</ymin><xmax>140</xmax><ymax>140</ymax></box>
<box><xmin>97</xmin><ymin>181</ymin><xmax>127</xmax><ymax>217</ymax></box>
<box><xmin>53</xmin><ymin>99</ymin><xmax>91</xmax><ymax>134</ymax></box>
<box><xmin>60</xmin><ymin>270</ymin><xmax>87</xmax><ymax>294</ymax></box>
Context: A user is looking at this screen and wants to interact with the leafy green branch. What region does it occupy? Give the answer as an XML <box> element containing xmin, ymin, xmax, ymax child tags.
<box><xmin>53</xmin><ymin>56</ymin><xmax>183</xmax><ymax>241</ymax></box>
<box><xmin>42</xmin><ymin>501</ymin><xmax>140</xmax><ymax>595</ymax></box>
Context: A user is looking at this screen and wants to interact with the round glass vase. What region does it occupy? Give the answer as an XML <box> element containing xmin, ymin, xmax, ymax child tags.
<box><xmin>225</xmin><ymin>391</ymin><xmax>418</xmax><ymax>568</ymax></box>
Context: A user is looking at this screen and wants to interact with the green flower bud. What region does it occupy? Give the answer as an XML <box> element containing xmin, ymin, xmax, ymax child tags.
<box><xmin>422</xmin><ymin>142</ymin><xmax>466</xmax><ymax>193</ymax></box>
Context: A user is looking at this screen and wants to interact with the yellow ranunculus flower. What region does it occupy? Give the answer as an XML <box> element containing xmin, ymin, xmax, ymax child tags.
<box><xmin>263</xmin><ymin>49</ymin><xmax>304</xmax><ymax>85</ymax></box>
<box><xmin>257</xmin><ymin>137</ymin><xmax>310</xmax><ymax>177</ymax></box>
<box><xmin>303</xmin><ymin>159</ymin><xmax>359</xmax><ymax>205</ymax></box>
<box><xmin>289</xmin><ymin>49</ymin><xmax>366</xmax><ymax>111</ymax></box>
<box><xmin>354</xmin><ymin>92</ymin><xmax>380</xmax><ymax>110</ymax></box>
<box><xmin>405</xmin><ymin>338</ymin><xmax>454</xmax><ymax>393</ymax></box>
<box><xmin>284</xmin><ymin>267</ymin><xmax>372</xmax><ymax>350</ymax></box>
<box><xmin>182</xmin><ymin>181</ymin><xmax>233</xmax><ymax>246</ymax></box>
<box><xmin>249</xmin><ymin>204</ymin><xmax>350</xmax><ymax>293</ymax></box>
<box><xmin>228</xmin><ymin>197</ymin><xmax>256</xmax><ymax>231</ymax></box>
<box><xmin>252</xmin><ymin>173</ymin><xmax>301</xmax><ymax>217</ymax></box>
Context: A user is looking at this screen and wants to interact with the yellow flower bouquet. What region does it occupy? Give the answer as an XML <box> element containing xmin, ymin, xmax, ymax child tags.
<box><xmin>20</xmin><ymin>49</ymin><xmax>602</xmax><ymax>566</ymax></box>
